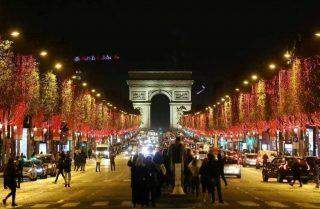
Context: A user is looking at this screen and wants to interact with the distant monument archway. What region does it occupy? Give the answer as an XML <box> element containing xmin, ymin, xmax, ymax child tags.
<box><xmin>127</xmin><ymin>71</ymin><xmax>193</xmax><ymax>129</ymax></box>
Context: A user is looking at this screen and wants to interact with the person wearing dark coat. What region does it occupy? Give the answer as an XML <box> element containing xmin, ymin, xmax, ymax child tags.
<box><xmin>200</xmin><ymin>158</ymin><xmax>209</xmax><ymax>202</ymax></box>
<box><xmin>129</xmin><ymin>155</ymin><xmax>147</xmax><ymax>207</ymax></box>
<box><xmin>16</xmin><ymin>154</ymin><xmax>24</xmax><ymax>188</ymax></box>
<box><xmin>54</xmin><ymin>152</ymin><xmax>66</xmax><ymax>184</ymax></box>
<box><xmin>207</xmin><ymin>154</ymin><xmax>224</xmax><ymax>204</ymax></box>
<box><xmin>289</xmin><ymin>160</ymin><xmax>302</xmax><ymax>187</ymax></box>
<box><xmin>64</xmin><ymin>152</ymin><xmax>72</xmax><ymax>187</ymax></box>
<box><xmin>217</xmin><ymin>153</ymin><xmax>227</xmax><ymax>186</ymax></box>
<box><xmin>184</xmin><ymin>149</ymin><xmax>194</xmax><ymax>193</ymax></box>
<box><xmin>3</xmin><ymin>157</ymin><xmax>18</xmax><ymax>207</ymax></box>
<box><xmin>145</xmin><ymin>156</ymin><xmax>158</xmax><ymax>207</ymax></box>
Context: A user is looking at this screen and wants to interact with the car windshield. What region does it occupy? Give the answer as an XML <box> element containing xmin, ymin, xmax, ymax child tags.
<box><xmin>225</xmin><ymin>157</ymin><xmax>238</xmax><ymax>164</ymax></box>
<box><xmin>97</xmin><ymin>147</ymin><xmax>108</xmax><ymax>151</ymax></box>
<box><xmin>37</xmin><ymin>156</ymin><xmax>51</xmax><ymax>163</ymax></box>
<box><xmin>24</xmin><ymin>161</ymin><xmax>33</xmax><ymax>167</ymax></box>
<box><xmin>246</xmin><ymin>154</ymin><xmax>257</xmax><ymax>159</ymax></box>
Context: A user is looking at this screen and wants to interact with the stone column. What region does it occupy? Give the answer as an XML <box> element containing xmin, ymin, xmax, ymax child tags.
<box><xmin>133</xmin><ymin>102</ymin><xmax>151</xmax><ymax>129</ymax></box>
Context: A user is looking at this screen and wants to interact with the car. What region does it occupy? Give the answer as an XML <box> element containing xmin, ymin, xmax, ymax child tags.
<box><xmin>256</xmin><ymin>150</ymin><xmax>277</xmax><ymax>169</ymax></box>
<box><xmin>21</xmin><ymin>159</ymin><xmax>47</xmax><ymax>180</ymax></box>
<box><xmin>35</xmin><ymin>154</ymin><xmax>56</xmax><ymax>177</ymax></box>
<box><xmin>223</xmin><ymin>157</ymin><xmax>241</xmax><ymax>178</ymax></box>
<box><xmin>262</xmin><ymin>157</ymin><xmax>310</xmax><ymax>183</ymax></box>
<box><xmin>243</xmin><ymin>153</ymin><xmax>258</xmax><ymax>167</ymax></box>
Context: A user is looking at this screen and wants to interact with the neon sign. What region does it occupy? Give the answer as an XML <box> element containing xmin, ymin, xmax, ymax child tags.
<box><xmin>73</xmin><ymin>54</ymin><xmax>120</xmax><ymax>62</ymax></box>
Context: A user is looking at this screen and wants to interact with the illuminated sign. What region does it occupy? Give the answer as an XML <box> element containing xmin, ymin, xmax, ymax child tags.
<box><xmin>73</xmin><ymin>54</ymin><xmax>120</xmax><ymax>62</ymax></box>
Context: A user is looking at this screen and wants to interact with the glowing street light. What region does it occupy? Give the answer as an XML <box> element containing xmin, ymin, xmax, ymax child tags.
<box><xmin>91</xmin><ymin>89</ymin><xmax>96</xmax><ymax>93</ymax></box>
<box><xmin>235</xmin><ymin>88</ymin><xmax>240</xmax><ymax>92</ymax></box>
<box><xmin>40</xmin><ymin>50</ymin><xmax>48</xmax><ymax>57</ymax></box>
<box><xmin>82</xmin><ymin>82</ymin><xmax>87</xmax><ymax>87</ymax></box>
<box><xmin>55</xmin><ymin>63</ymin><xmax>62</xmax><ymax>70</ymax></box>
<box><xmin>284</xmin><ymin>51</ymin><xmax>291</xmax><ymax>59</ymax></box>
<box><xmin>269</xmin><ymin>63</ymin><xmax>276</xmax><ymax>70</ymax></box>
<box><xmin>221</xmin><ymin>98</ymin><xmax>225</xmax><ymax>102</ymax></box>
<box><xmin>96</xmin><ymin>93</ymin><xmax>101</xmax><ymax>97</ymax></box>
<box><xmin>10</xmin><ymin>30</ymin><xmax>20</xmax><ymax>38</ymax></box>
<box><xmin>217</xmin><ymin>102</ymin><xmax>220</xmax><ymax>105</ymax></box>
<box><xmin>243</xmin><ymin>80</ymin><xmax>249</xmax><ymax>85</ymax></box>
<box><xmin>251</xmin><ymin>74</ymin><xmax>258</xmax><ymax>81</ymax></box>
<box><xmin>213</xmin><ymin>105</ymin><xmax>216</xmax><ymax>108</ymax></box>
<box><xmin>225</xmin><ymin>95</ymin><xmax>230</xmax><ymax>98</ymax></box>
<box><xmin>315</xmin><ymin>32</ymin><xmax>320</xmax><ymax>37</ymax></box>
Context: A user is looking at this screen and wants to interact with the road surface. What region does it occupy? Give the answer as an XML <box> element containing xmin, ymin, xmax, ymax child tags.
<box><xmin>1</xmin><ymin>155</ymin><xmax>320</xmax><ymax>208</ymax></box>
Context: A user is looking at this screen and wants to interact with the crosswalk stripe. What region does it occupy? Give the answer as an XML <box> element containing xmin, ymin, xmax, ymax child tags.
<box><xmin>31</xmin><ymin>203</ymin><xmax>50</xmax><ymax>208</ymax></box>
<box><xmin>92</xmin><ymin>201</ymin><xmax>109</xmax><ymax>206</ymax></box>
<box><xmin>61</xmin><ymin>202</ymin><xmax>80</xmax><ymax>207</ymax></box>
<box><xmin>295</xmin><ymin>203</ymin><xmax>320</xmax><ymax>208</ymax></box>
<box><xmin>121</xmin><ymin>201</ymin><xmax>132</xmax><ymax>207</ymax></box>
<box><xmin>238</xmin><ymin>201</ymin><xmax>260</xmax><ymax>207</ymax></box>
<box><xmin>213</xmin><ymin>201</ymin><xmax>229</xmax><ymax>206</ymax></box>
<box><xmin>266</xmin><ymin>201</ymin><xmax>288</xmax><ymax>208</ymax></box>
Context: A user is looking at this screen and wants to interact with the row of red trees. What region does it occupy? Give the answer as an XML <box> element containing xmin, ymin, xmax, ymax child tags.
<box><xmin>180</xmin><ymin>55</ymin><xmax>320</xmax><ymax>138</ymax></box>
<box><xmin>0</xmin><ymin>39</ymin><xmax>141</xmax><ymax>142</ymax></box>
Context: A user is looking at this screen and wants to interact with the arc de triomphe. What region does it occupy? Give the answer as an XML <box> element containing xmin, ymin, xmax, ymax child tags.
<box><xmin>127</xmin><ymin>71</ymin><xmax>193</xmax><ymax>129</ymax></box>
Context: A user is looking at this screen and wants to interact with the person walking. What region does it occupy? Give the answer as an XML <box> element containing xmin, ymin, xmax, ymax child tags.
<box><xmin>54</xmin><ymin>152</ymin><xmax>67</xmax><ymax>184</ymax></box>
<box><xmin>200</xmin><ymin>158</ymin><xmax>209</xmax><ymax>202</ymax></box>
<box><xmin>80</xmin><ymin>149</ymin><xmax>87</xmax><ymax>171</ymax></box>
<box><xmin>217</xmin><ymin>153</ymin><xmax>227</xmax><ymax>186</ymax></box>
<box><xmin>188</xmin><ymin>158</ymin><xmax>201</xmax><ymax>198</ymax></box>
<box><xmin>110</xmin><ymin>153</ymin><xmax>116</xmax><ymax>171</ymax></box>
<box><xmin>207</xmin><ymin>153</ymin><xmax>224</xmax><ymax>204</ymax></box>
<box><xmin>289</xmin><ymin>160</ymin><xmax>302</xmax><ymax>187</ymax></box>
<box><xmin>184</xmin><ymin>148</ymin><xmax>194</xmax><ymax>193</ymax></box>
<box><xmin>3</xmin><ymin>157</ymin><xmax>18</xmax><ymax>207</ymax></box>
<box><xmin>96</xmin><ymin>154</ymin><xmax>102</xmax><ymax>172</ymax></box>
<box><xmin>64</xmin><ymin>152</ymin><xmax>72</xmax><ymax>187</ymax></box>
<box><xmin>128</xmin><ymin>154</ymin><xmax>139</xmax><ymax>207</ymax></box>
<box><xmin>16</xmin><ymin>154</ymin><xmax>24</xmax><ymax>188</ymax></box>
<box><xmin>145</xmin><ymin>156</ymin><xmax>158</xmax><ymax>207</ymax></box>
<box><xmin>314</xmin><ymin>159</ymin><xmax>320</xmax><ymax>189</ymax></box>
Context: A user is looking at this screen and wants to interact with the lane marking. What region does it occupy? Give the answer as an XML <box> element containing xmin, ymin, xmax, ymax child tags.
<box><xmin>213</xmin><ymin>201</ymin><xmax>229</xmax><ymax>206</ymax></box>
<box><xmin>295</xmin><ymin>203</ymin><xmax>320</xmax><ymax>208</ymax></box>
<box><xmin>57</xmin><ymin>199</ymin><xmax>65</xmax><ymax>203</ymax></box>
<box><xmin>92</xmin><ymin>201</ymin><xmax>110</xmax><ymax>206</ymax></box>
<box><xmin>103</xmin><ymin>179</ymin><xmax>111</xmax><ymax>182</ymax></box>
<box><xmin>121</xmin><ymin>201</ymin><xmax>132</xmax><ymax>207</ymax></box>
<box><xmin>123</xmin><ymin>179</ymin><xmax>131</xmax><ymax>182</ymax></box>
<box><xmin>31</xmin><ymin>203</ymin><xmax>50</xmax><ymax>208</ymax></box>
<box><xmin>266</xmin><ymin>201</ymin><xmax>288</xmax><ymax>208</ymax></box>
<box><xmin>238</xmin><ymin>201</ymin><xmax>260</xmax><ymax>207</ymax></box>
<box><xmin>61</xmin><ymin>202</ymin><xmax>80</xmax><ymax>207</ymax></box>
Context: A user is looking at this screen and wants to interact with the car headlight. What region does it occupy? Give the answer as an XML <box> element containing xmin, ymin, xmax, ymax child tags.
<box><xmin>36</xmin><ymin>168</ymin><xmax>43</xmax><ymax>172</ymax></box>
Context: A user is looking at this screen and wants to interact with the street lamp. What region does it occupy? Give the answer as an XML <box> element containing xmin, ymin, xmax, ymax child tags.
<box><xmin>243</xmin><ymin>80</ymin><xmax>249</xmax><ymax>85</ymax></box>
<box><xmin>269</xmin><ymin>63</ymin><xmax>276</xmax><ymax>70</ymax></box>
<box><xmin>55</xmin><ymin>63</ymin><xmax>62</xmax><ymax>70</ymax></box>
<box><xmin>315</xmin><ymin>32</ymin><xmax>320</xmax><ymax>37</ymax></box>
<box><xmin>96</xmin><ymin>93</ymin><xmax>101</xmax><ymax>97</ymax></box>
<box><xmin>284</xmin><ymin>51</ymin><xmax>291</xmax><ymax>59</ymax></box>
<box><xmin>40</xmin><ymin>50</ymin><xmax>48</xmax><ymax>57</ymax></box>
<box><xmin>91</xmin><ymin>89</ymin><xmax>96</xmax><ymax>93</ymax></box>
<box><xmin>10</xmin><ymin>30</ymin><xmax>20</xmax><ymax>38</ymax></box>
<box><xmin>251</xmin><ymin>74</ymin><xmax>258</xmax><ymax>81</ymax></box>
<box><xmin>221</xmin><ymin>98</ymin><xmax>225</xmax><ymax>102</ymax></box>
<box><xmin>235</xmin><ymin>88</ymin><xmax>240</xmax><ymax>92</ymax></box>
<box><xmin>82</xmin><ymin>82</ymin><xmax>87</xmax><ymax>87</ymax></box>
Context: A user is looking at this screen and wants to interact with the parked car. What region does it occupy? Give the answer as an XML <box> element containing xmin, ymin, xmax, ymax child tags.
<box><xmin>256</xmin><ymin>150</ymin><xmax>277</xmax><ymax>169</ymax></box>
<box><xmin>23</xmin><ymin>159</ymin><xmax>47</xmax><ymax>180</ymax></box>
<box><xmin>223</xmin><ymin>157</ymin><xmax>241</xmax><ymax>178</ymax></box>
<box><xmin>262</xmin><ymin>157</ymin><xmax>310</xmax><ymax>183</ymax></box>
<box><xmin>35</xmin><ymin>154</ymin><xmax>56</xmax><ymax>177</ymax></box>
<box><xmin>243</xmin><ymin>153</ymin><xmax>258</xmax><ymax>167</ymax></box>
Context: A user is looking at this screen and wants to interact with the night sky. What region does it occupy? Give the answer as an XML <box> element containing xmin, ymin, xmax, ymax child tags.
<box><xmin>1</xmin><ymin>0</ymin><xmax>320</xmax><ymax>112</ymax></box>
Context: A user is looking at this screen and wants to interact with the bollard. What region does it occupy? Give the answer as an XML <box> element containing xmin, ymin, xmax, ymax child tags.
<box><xmin>172</xmin><ymin>163</ymin><xmax>185</xmax><ymax>195</ymax></box>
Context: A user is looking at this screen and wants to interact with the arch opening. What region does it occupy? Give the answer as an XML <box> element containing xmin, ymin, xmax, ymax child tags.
<box><xmin>150</xmin><ymin>94</ymin><xmax>170</xmax><ymax>131</ymax></box>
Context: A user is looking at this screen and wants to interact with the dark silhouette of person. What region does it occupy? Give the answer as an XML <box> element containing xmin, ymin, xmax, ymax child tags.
<box><xmin>3</xmin><ymin>157</ymin><xmax>18</xmax><ymax>206</ymax></box>
<box><xmin>217</xmin><ymin>153</ymin><xmax>227</xmax><ymax>186</ymax></box>
<box><xmin>290</xmin><ymin>159</ymin><xmax>302</xmax><ymax>187</ymax></box>
<box><xmin>207</xmin><ymin>153</ymin><xmax>224</xmax><ymax>204</ymax></box>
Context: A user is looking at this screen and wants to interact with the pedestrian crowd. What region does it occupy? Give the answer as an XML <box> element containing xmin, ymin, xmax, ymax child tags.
<box><xmin>128</xmin><ymin>136</ymin><xmax>228</xmax><ymax>207</ymax></box>
<box><xmin>73</xmin><ymin>149</ymin><xmax>87</xmax><ymax>171</ymax></box>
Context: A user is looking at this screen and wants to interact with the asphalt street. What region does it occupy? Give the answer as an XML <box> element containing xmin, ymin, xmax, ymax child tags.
<box><xmin>1</xmin><ymin>156</ymin><xmax>320</xmax><ymax>209</ymax></box>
